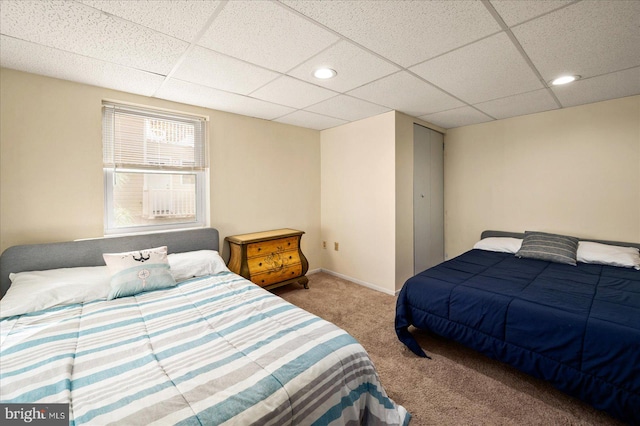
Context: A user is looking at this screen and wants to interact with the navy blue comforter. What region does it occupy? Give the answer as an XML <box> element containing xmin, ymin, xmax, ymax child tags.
<box><xmin>395</xmin><ymin>249</ymin><xmax>640</xmax><ymax>423</ymax></box>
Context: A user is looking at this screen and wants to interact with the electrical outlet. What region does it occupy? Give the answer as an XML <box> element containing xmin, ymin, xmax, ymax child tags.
<box><xmin>322</xmin><ymin>241</ymin><xmax>327</xmax><ymax>249</ymax></box>
<box><xmin>334</xmin><ymin>242</ymin><xmax>339</xmax><ymax>251</ymax></box>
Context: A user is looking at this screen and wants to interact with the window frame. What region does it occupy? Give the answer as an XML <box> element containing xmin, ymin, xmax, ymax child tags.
<box><xmin>102</xmin><ymin>101</ymin><xmax>209</xmax><ymax>236</ymax></box>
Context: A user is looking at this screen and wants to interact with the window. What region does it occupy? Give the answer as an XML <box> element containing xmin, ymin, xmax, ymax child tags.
<box><xmin>102</xmin><ymin>102</ymin><xmax>208</xmax><ymax>235</ymax></box>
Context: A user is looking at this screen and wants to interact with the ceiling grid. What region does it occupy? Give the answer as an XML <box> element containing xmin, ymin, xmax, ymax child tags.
<box><xmin>0</xmin><ymin>0</ymin><xmax>637</xmax><ymax>130</ymax></box>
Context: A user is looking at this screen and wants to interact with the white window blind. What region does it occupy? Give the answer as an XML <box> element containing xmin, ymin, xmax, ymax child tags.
<box><xmin>102</xmin><ymin>102</ymin><xmax>207</xmax><ymax>171</ymax></box>
<box><xmin>102</xmin><ymin>102</ymin><xmax>208</xmax><ymax>235</ymax></box>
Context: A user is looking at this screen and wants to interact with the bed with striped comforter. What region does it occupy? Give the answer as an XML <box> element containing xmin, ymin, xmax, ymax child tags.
<box><xmin>1</xmin><ymin>271</ymin><xmax>409</xmax><ymax>425</ymax></box>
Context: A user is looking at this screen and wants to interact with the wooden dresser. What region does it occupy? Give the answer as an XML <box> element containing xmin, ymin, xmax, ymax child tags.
<box><xmin>225</xmin><ymin>229</ymin><xmax>309</xmax><ymax>290</ymax></box>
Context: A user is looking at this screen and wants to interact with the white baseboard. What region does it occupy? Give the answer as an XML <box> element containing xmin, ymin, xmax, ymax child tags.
<box><xmin>307</xmin><ymin>268</ymin><xmax>322</xmax><ymax>275</ymax></box>
<box><xmin>317</xmin><ymin>269</ymin><xmax>397</xmax><ymax>296</ymax></box>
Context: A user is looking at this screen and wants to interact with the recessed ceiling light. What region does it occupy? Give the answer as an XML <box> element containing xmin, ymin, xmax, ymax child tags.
<box><xmin>550</xmin><ymin>75</ymin><xmax>580</xmax><ymax>86</ymax></box>
<box><xmin>313</xmin><ymin>68</ymin><xmax>337</xmax><ymax>79</ymax></box>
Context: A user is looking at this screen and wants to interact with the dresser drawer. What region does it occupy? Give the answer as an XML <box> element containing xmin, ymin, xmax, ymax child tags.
<box><xmin>247</xmin><ymin>251</ymin><xmax>301</xmax><ymax>275</ymax></box>
<box><xmin>247</xmin><ymin>236</ymin><xmax>298</xmax><ymax>258</ymax></box>
<box><xmin>251</xmin><ymin>264</ymin><xmax>303</xmax><ymax>287</ymax></box>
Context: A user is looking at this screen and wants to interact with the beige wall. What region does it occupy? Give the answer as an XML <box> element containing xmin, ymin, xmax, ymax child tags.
<box><xmin>320</xmin><ymin>111</ymin><xmax>397</xmax><ymax>294</ymax></box>
<box><xmin>3</xmin><ymin>68</ymin><xmax>637</xmax><ymax>292</ymax></box>
<box><xmin>320</xmin><ymin>110</ymin><xmax>444</xmax><ymax>294</ymax></box>
<box><xmin>0</xmin><ymin>68</ymin><xmax>321</xmax><ymax>268</ymax></box>
<box><xmin>445</xmin><ymin>95</ymin><xmax>640</xmax><ymax>258</ymax></box>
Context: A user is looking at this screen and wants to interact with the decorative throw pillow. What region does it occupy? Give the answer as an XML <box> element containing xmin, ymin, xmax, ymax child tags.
<box><xmin>515</xmin><ymin>231</ymin><xmax>579</xmax><ymax>266</ymax></box>
<box><xmin>103</xmin><ymin>246</ymin><xmax>176</xmax><ymax>300</ymax></box>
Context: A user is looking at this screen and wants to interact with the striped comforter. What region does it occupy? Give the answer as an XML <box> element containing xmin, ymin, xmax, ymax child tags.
<box><xmin>1</xmin><ymin>271</ymin><xmax>409</xmax><ymax>425</ymax></box>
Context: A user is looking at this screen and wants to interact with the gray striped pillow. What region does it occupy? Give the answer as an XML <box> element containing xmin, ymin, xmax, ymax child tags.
<box><xmin>515</xmin><ymin>231</ymin><xmax>579</xmax><ymax>265</ymax></box>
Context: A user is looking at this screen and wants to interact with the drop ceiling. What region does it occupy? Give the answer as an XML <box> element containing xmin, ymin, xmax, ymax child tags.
<box><xmin>1</xmin><ymin>0</ymin><xmax>638</xmax><ymax>130</ymax></box>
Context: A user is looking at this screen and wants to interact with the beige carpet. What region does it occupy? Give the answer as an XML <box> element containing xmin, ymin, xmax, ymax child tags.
<box><xmin>272</xmin><ymin>272</ymin><xmax>622</xmax><ymax>426</ymax></box>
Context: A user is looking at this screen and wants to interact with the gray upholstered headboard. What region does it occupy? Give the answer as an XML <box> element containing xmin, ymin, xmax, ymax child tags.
<box><xmin>481</xmin><ymin>230</ymin><xmax>640</xmax><ymax>250</ymax></box>
<box><xmin>0</xmin><ymin>228</ymin><xmax>220</xmax><ymax>298</ymax></box>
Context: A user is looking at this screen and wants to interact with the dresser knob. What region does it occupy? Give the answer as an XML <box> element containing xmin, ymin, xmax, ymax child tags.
<box><xmin>289</xmin><ymin>256</ymin><xmax>292</xmax><ymax>259</ymax></box>
<box><xmin>259</xmin><ymin>262</ymin><xmax>262</xmax><ymax>266</ymax></box>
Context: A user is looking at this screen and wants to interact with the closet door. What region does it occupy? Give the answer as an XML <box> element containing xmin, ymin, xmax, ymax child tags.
<box><xmin>413</xmin><ymin>124</ymin><xmax>444</xmax><ymax>275</ymax></box>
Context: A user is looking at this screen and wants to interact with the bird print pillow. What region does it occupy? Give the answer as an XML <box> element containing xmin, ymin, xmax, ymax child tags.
<box><xmin>103</xmin><ymin>246</ymin><xmax>176</xmax><ymax>300</ymax></box>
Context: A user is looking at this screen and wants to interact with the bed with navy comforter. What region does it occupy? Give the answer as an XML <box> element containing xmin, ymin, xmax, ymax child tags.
<box><xmin>396</xmin><ymin>234</ymin><xmax>640</xmax><ymax>423</ymax></box>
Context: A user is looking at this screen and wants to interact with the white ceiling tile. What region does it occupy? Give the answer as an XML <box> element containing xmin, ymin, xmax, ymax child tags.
<box><xmin>0</xmin><ymin>36</ymin><xmax>165</xmax><ymax>97</ymax></box>
<box><xmin>78</xmin><ymin>0</ymin><xmax>220</xmax><ymax>42</ymax></box>
<box><xmin>1</xmin><ymin>0</ymin><xmax>638</xmax><ymax>131</ymax></box>
<box><xmin>410</xmin><ymin>33</ymin><xmax>544</xmax><ymax>105</ymax></box>
<box><xmin>282</xmin><ymin>0</ymin><xmax>500</xmax><ymax>67</ymax></box>
<box><xmin>474</xmin><ymin>89</ymin><xmax>559</xmax><ymax>120</ymax></box>
<box><xmin>275</xmin><ymin>110</ymin><xmax>347</xmax><ymax>131</ymax></box>
<box><xmin>513</xmin><ymin>1</ymin><xmax>640</xmax><ymax>81</ymax></box>
<box><xmin>172</xmin><ymin>46</ymin><xmax>279</xmax><ymax>95</ymax></box>
<box><xmin>0</xmin><ymin>0</ymin><xmax>188</xmax><ymax>75</ymax></box>
<box><xmin>287</xmin><ymin>40</ymin><xmax>400</xmax><ymax>92</ymax></box>
<box><xmin>348</xmin><ymin>71</ymin><xmax>464</xmax><ymax>117</ymax></box>
<box><xmin>156</xmin><ymin>79</ymin><xmax>295</xmax><ymax>121</ymax></box>
<box><xmin>552</xmin><ymin>67</ymin><xmax>640</xmax><ymax>108</ymax></box>
<box><xmin>250</xmin><ymin>76</ymin><xmax>337</xmax><ymax>109</ymax></box>
<box><xmin>305</xmin><ymin>95</ymin><xmax>391</xmax><ymax>122</ymax></box>
<box><xmin>489</xmin><ymin>0</ymin><xmax>574</xmax><ymax>27</ymax></box>
<box><xmin>198</xmin><ymin>0</ymin><xmax>338</xmax><ymax>73</ymax></box>
<box><xmin>419</xmin><ymin>106</ymin><xmax>493</xmax><ymax>129</ymax></box>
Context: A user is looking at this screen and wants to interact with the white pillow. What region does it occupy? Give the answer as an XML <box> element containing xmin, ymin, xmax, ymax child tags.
<box><xmin>168</xmin><ymin>250</ymin><xmax>229</xmax><ymax>282</ymax></box>
<box><xmin>0</xmin><ymin>266</ymin><xmax>111</xmax><ymax>318</ymax></box>
<box><xmin>103</xmin><ymin>246</ymin><xmax>176</xmax><ymax>300</ymax></box>
<box><xmin>473</xmin><ymin>237</ymin><xmax>523</xmax><ymax>254</ymax></box>
<box><xmin>577</xmin><ymin>241</ymin><xmax>640</xmax><ymax>270</ymax></box>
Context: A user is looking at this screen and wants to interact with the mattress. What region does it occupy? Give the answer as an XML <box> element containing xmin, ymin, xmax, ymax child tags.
<box><xmin>1</xmin><ymin>271</ymin><xmax>409</xmax><ymax>425</ymax></box>
<box><xmin>395</xmin><ymin>249</ymin><xmax>640</xmax><ymax>423</ymax></box>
